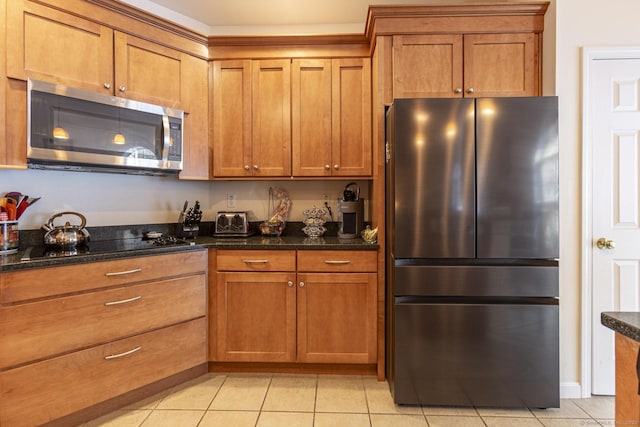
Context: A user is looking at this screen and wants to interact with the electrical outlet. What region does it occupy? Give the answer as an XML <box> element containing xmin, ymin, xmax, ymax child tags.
<box><xmin>323</xmin><ymin>194</ymin><xmax>329</xmax><ymax>203</ymax></box>
<box><xmin>227</xmin><ymin>193</ymin><xmax>236</xmax><ymax>208</ymax></box>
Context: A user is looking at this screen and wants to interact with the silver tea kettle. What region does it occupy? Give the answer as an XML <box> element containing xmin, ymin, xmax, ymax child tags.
<box><xmin>42</xmin><ymin>211</ymin><xmax>90</xmax><ymax>248</ymax></box>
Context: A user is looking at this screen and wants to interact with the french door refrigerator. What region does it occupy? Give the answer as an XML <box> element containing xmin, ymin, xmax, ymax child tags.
<box><xmin>385</xmin><ymin>97</ymin><xmax>559</xmax><ymax>408</ymax></box>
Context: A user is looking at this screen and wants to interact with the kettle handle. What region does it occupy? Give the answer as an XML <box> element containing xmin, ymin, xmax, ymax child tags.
<box><xmin>45</xmin><ymin>211</ymin><xmax>87</xmax><ymax>229</ymax></box>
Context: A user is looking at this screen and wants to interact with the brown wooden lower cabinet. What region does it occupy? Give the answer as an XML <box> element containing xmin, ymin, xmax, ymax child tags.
<box><xmin>0</xmin><ymin>318</ymin><xmax>206</xmax><ymax>427</ymax></box>
<box><xmin>216</xmin><ymin>271</ymin><xmax>297</xmax><ymax>362</ymax></box>
<box><xmin>297</xmin><ymin>272</ymin><xmax>377</xmax><ymax>364</ymax></box>
<box><xmin>616</xmin><ymin>333</ymin><xmax>640</xmax><ymax>424</ymax></box>
<box><xmin>0</xmin><ymin>250</ymin><xmax>208</xmax><ymax>426</ymax></box>
<box><xmin>215</xmin><ymin>249</ymin><xmax>377</xmax><ymax>365</ymax></box>
<box><xmin>0</xmin><ymin>274</ymin><xmax>206</xmax><ymax>368</ymax></box>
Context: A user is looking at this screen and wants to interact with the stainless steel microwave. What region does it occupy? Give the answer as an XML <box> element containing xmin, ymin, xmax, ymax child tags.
<box><xmin>27</xmin><ymin>79</ymin><xmax>183</xmax><ymax>175</ymax></box>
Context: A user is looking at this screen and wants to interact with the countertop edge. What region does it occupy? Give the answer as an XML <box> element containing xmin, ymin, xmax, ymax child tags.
<box><xmin>1</xmin><ymin>238</ymin><xmax>379</xmax><ymax>272</ymax></box>
<box><xmin>601</xmin><ymin>312</ymin><xmax>640</xmax><ymax>343</ymax></box>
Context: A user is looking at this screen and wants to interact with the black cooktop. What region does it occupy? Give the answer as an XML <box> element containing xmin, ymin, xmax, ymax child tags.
<box><xmin>25</xmin><ymin>236</ymin><xmax>193</xmax><ymax>259</ymax></box>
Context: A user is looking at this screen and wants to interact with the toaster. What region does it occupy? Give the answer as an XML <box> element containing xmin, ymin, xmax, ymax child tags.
<box><xmin>214</xmin><ymin>211</ymin><xmax>254</xmax><ymax>237</ymax></box>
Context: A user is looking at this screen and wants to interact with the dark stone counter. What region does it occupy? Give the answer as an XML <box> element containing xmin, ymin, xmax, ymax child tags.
<box><xmin>601</xmin><ymin>312</ymin><xmax>640</xmax><ymax>343</ymax></box>
<box><xmin>1</xmin><ymin>222</ymin><xmax>378</xmax><ymax>272</ymax></box>
<box><xmin>197</xmin><ymin>234</ymin><xmax>378</xmax><ymax>250</ymax></box>
<box><xmin>0</xmin><ymin>243</ymin><xmax>206</xmax><ymax>272</ymax></box>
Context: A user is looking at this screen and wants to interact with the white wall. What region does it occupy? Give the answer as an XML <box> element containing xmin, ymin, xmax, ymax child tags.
<box><xmin>554</xmin><ymin>0</ymin><xmax>640</xmax><ymax>397</ymax></box>
<box><xmin>2</xmin><ymin>168</ymin><xmax>367</xmax><ymax>230</ymax></box>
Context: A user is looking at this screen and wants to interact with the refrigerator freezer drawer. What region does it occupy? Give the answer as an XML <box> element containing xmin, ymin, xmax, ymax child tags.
<box><xmin>392</xmin><ymin>300</ymin><xmax>559</xmax><ymax>408</ymax></box>
<box><xmin>394</xmin><ymin>265</ymin><xmax>558</xmax><ymax>297</ymax></box>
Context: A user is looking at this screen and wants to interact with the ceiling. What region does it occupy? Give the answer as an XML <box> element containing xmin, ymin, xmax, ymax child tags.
<box><xmin>120</xmin><ymin>0</ymin><xmax>469</xmax><ymax>35</ymax></box>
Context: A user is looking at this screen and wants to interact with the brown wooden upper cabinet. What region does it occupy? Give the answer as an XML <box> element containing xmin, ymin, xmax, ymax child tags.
<box><xmin>8</xmin><ymin>1</ymin><xmax>186</xmax><ymax>109</ymax></box>
<box><xmin>292</xmin><ymin>58</ymin><xmax>372</xmax><ymax>177</ymax></box>
<box><xmin>392</xmin><ymin>33</ymin><xmax>538</xmax><ymax>98</ymax></box>
<box><xmin>6</xmin><ymin>0</ymin><xmax>210</xmax><ymax>179</ymax></box>
<box><xmin>212</xmin><ymin>59</ymin><xmax>292</xmax><ymax>178</ymax></box>
<box><xmin>213</xmin><ymin>57</ymin><xmax>371</xmax><ymax>178</ymax></box>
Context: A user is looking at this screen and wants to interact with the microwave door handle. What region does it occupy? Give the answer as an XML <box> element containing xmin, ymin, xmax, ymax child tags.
<box><xmin>161</xmin><ymin>115</ymin><xmax>170</xmax><ymax>162</ymax></box>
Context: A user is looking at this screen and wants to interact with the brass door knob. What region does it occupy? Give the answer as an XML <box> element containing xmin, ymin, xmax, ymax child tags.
<box><xmin>596</xmin><ymin>238</ymin><xmax>616</xmax><ymax>250</ymax></box>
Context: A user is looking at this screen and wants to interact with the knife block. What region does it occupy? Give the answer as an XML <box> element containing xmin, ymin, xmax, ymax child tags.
<box><xmin>177</xmin><ymin>223</ymin><xmax>199</xmax><ymax>239</ymax></box>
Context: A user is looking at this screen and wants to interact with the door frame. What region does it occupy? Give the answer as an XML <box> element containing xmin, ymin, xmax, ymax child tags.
<box><xmin>581</xmin><ymin>46</ymin><xmax>640</xmax><ymax>398</ymax></box>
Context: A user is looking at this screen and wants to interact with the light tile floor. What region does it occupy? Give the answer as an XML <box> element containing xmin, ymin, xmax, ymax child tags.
<box><xmin>82</xmin><ymin>373</ymin><xmax>615</xmax><ymax>427</ymax></box>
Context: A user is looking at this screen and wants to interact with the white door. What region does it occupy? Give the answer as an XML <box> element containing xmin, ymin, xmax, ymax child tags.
<box><xmin>590</xmin><ymin>55</ymin><xmax>640</xmax><ymax>395</ymax></box>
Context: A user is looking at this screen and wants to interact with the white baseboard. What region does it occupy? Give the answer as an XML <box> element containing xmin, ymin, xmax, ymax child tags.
<box><xmin>560</xmin><ymin>381</ymin><xmax>582</xmax><ymax>399</ymax></box>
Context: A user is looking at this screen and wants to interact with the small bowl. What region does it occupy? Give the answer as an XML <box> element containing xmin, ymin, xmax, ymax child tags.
<box><xmin>260</xmin><ymin>220</ymin><xmax>285</xmax><ymax>236</ymax></box>
<box><xmin>302</xmin><ymin>224</ymin><xmax>327</xmax><ymax>238</ymax></box>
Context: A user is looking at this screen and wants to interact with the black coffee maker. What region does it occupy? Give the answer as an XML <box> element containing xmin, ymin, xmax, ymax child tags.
<box><xmin>338</xmin><ymin>182</ymin><xmax>364</xmax><ymax>239</ymax></box>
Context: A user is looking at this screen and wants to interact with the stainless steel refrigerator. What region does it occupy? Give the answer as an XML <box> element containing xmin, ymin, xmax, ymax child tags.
<box><xmin>385</xmin><ymin>97</ymin><xmax>559</xmax><ymax>408</ymax></box>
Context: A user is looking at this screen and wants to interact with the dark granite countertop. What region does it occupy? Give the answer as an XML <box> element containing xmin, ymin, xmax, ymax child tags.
<box><xmin>0</xmin><ymin>222</ymin><xmax>378</xmax><ymax>272</ymax></box>
<box><xmin>0</xmin><ymin>243</ymin><xmax>207</xmax><ymax>272</ymax></box>
<box><xmin>197</xmin><ymin>234</ymin><xmax>378</xmax><ymax>250</ymax></box>
<box><xmin>601</xmin><ymin>312</ymin><xmax>640</xmax><ymax>342</ymax></box>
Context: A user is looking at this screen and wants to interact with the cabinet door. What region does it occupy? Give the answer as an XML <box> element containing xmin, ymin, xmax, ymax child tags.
<box><xmin>6</xmin><ymin>1</ymin><xmax>113</xmax><ymax>92</ymax></box>
<box><xmin>392</xmin><ymin>34</ymin><xmax>463</xmax><ymax>98</ymax></box>
<box><xmin>113</xmin><ymin>31</ymin><xmax>182</xmax><ymax>107</ymax></box>
<box><xmin>212</xmin><ymin>60</ymin><xmax>252</xmax><ymax>177</ymax></box>
<box><xmin>297</xmin><ymin>272</ymin><xmax>377</xmax><ymax>364</ymax></box>
<box><xmin>180</xmin><ymin>55</ymin><xmax>210</xmax><ymax>180</ymax></box>
<box><xmin>463</xmin><ymin>33</ymin><xmax>537</xmax><ymax>97</ymax></box>
<box><xmin>292</xmin><ymin>59</ymin><xmax>332</xmax><ymax>177</ymax></box>
<box><xmin>332</xmin><ymin>58</ymin><xmax>372</xmax><ymax>176</ymax></box>
<box><xmin>251</xmin><ymin>59</ymin><xmax>292</xmax><ymax>177</ymax></box>
<box><xmin>615</xmin><ymin>333</ymin><xmax>640</xmax><ymax>425</ymax></box>
<box><xmin>216</xmin><ymin>272</ymin><xmax>296</xmax><ymax>362</ymax></box>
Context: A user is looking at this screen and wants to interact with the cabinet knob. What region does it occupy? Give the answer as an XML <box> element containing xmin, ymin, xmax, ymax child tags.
<box><xmin>466</xmin><ymin>87</ymin><xmax>475</xmax><ymax>94</ymax></box>
<box><xmin>244</xmin><ymin>165</ymin><xmax>250</xmax><ymax>171</ymax></box>
<box><xmin>325</xmin><ymin>164</ymin><xmax>331</xmax><ymax>170</ymax></box>
<box><xmin>333</xmin><ymin>164</ymin><xmax>339</xmax><ymax>170</ymax></box>
<box><xmin>454</xmin><ymin>87</ymin><xmax>462</xmax><ymax>94</ymax></box>
<box><xmin>119</xmin><ymin>86</ymin><xmax>126</xmax><ymax>93</ymax></box>
<box><xmin>287</xmin><ymin>281</ymin><xmax>293</xmax><ymax>287</ymax></box>
<box><xmin>104</xmin><ymin>82</ymin><xmax>111</xmax><ymax>90</ymax></box>
<box><xmin>253</xmin><ymin>165</ymin><xmax>259</xmax><ymax>171</ymax></box>
<box><xmin>299</xmin><ymin>281</ymin><xmax>305</xmax><ymax>288</ymax></box>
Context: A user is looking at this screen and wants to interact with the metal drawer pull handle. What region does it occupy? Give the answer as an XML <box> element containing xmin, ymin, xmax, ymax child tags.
<box><xmin>243</xmin><ymin>259</ymin><xmax>269</xmax><ymax>264</ymax></box>
<box><xmin>104</xmin><ymin>296</ymin><xmax>142</xmax><ymax>306</ymax></box>
<box><xmin>324</xmin><ymin>260</ymin><xmax>351</xmax><ymax>264</ymax></box>
<box><xmin>104</xmin><ymin>346</ymin><xmax>141</xmax><ymax>360</ymax></box>
<box><xmin>105</xmin><ymin>268</ymin><xmax>142</xmax><ymax>277</ymax></box>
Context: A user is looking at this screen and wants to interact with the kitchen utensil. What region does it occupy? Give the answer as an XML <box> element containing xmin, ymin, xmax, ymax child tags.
<box><xmin>42</xmin><ymin>211</ymin><xmax>90</xmax><ymax>248</ymax></box>
<box><xmin>0</xmin><ymin>198</ymin><xmax>18</xmax><ymax>221</ymax></box>
<box><xmin>3</xmin><ymin>193</ymin><xmax>40</xmax><ymax>220</ymax></box>
<box><xmin>177</xmin><ymin>200</ymin><xmax>202</xmax><ymax>238</ymax></box>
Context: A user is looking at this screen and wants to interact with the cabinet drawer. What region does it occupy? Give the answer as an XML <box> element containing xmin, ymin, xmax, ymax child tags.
<box><xmin>0</xmin><ymin>318</ymin><xmax>206</xmax><ymax>427</ymax></box>
<box><xmin>0</xmin><ymin>274</ymin><xmax>206</xmax><ymax>368</ymax></box>
<box><xmin>297</xmin><ymin>250</ymin><xmax>377</xmax><ymax>272</ymax></box>
<box><xmin>216</xmin><ymin>250</ymin><xmax>296</xmax><ymax>272</ymax></box>
<box><xmin>0</xmin><ymin>250</ymin><xmax>207</xmax><ymax>303</ymax></box>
